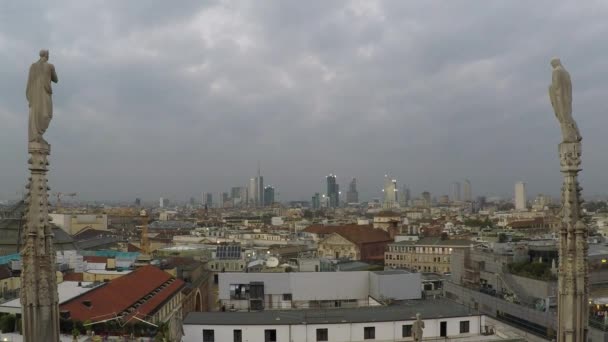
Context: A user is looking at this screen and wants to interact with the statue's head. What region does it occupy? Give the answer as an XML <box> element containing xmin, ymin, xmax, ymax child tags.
<box><xmin>550</xmin><ymin>57</ymin><xmax>561</xmax><ymax>68</ymax></box>
<box><xmin>416</xmin><ymin>313</ymin><xmax>421</xmax><ymax>320</ymax></box>
<box><xmin>39</xmin><ymin>49</ymin><xmax>49</xmax><ymax>61</ymax></box>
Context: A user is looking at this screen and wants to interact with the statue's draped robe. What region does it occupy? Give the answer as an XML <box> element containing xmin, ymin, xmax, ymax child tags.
<box><xmin>412</xmin><ymin>319</ymin><xmax>424</xmax><ymax>341</ymax></box>
<box><xmin>26</xmin><ymin>59</ymin><xmax>57</xmax><ymax>143</ymax></box>
<box><xmin>549</xmin><ymin>65</ymin><xmax>580</xmax><ymax>142</ymax></box>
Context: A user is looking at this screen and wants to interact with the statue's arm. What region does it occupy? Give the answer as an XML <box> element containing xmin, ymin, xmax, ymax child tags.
<box><xmin>50</xmin><ymin>64</ymin><xmax>58</xmax><ymax>83</ymax></box>
<box><xmin>25</xmin><ymin>67</ymin><xmax>33</xmax><ymax>105</ymax></box>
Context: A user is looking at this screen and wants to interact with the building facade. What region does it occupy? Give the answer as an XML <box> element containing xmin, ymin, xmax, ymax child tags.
<box><xmin>183</xmin><ymin>300</ymin><xmax>489</xmax><ymax>342</ymax></box>
<box><xmin>385</xmin><ymin>237</ymin><xmax>473</xmax><ymax>273</ymax></box>
<box><xmin>515</xmin><ymin>181</ymin><xmax>527</xmax><ymax>210</ymax></box>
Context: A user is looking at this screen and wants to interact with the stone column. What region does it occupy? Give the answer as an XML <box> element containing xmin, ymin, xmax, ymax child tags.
<box><xmin>20</xmin><ymin>142</ymin><xmax>59</xmax><ymax>342</ymax></box>
<box><xmin>557</xmin><ymin>141</ymin><xmax>588</xmax><ymax>342</ymax></box>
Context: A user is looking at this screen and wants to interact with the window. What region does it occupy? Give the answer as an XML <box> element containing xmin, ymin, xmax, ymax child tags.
<box><xmin>364</xmin><ymin>327</ymin><xmax>375</xmax><ymax>340</ymax></box>
<box><xmin>402</xmin><ymin>324</ymin><xmax>412</xmax><ymax>337</ymax></box>
<box><xmin>265</xmin><ymin>329</ymin><xmax>277</xmax><ymax>342</ymax></box>
<box><xmin>283</xmin><ymin>293</ymin><xmax>292</xmax><ymax>301</ymax></box>
<box><xmin>233</xmin><ymin>329</ymin><xmax>242</xmax><ymax>342</ymax></box>
<box><xmin>316</xmin><ymin>328</ymin><xmax>328</xmax><ymax>341</ymax></box>
<box><xmin>203</xmin><ymin>329</ymin><xmax>215</xmax><ymax>342</ymax></box>
<box><xmin>460</xmin><ymin>320</ymin><xmax>470</xmax><ymax>333</ymax></box>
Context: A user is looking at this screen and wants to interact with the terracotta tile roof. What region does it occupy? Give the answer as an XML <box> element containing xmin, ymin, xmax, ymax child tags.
<box><xmin>63</xmin><ymin>273</ymin><xmax>84</xmax><ymax>282</ymax></box>
<box><xmin>376</xmin><ymin>211</ymin><xmax>401</xmax><ymax>217</ymax></box>
<box><xmin>312</xmin><ymin>224</ymin><xmax>392</xmax><ymax>246</ymax></box>
<box><xmin>83</xmin><ymin>256</ymin><xmax>108</xmax><ymax>263</ymax></box>
<box><xmin>60</xmin><ymin>265</ymin><xmax>184</xmax><ymax>323</ymax></box>
<box><xmin>127</xmin><ymin>243</ymin><xmax>142</xmax><ymax>252</ymax></box>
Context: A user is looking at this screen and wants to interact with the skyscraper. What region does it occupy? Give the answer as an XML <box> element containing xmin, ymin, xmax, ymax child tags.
<box><xmin>264</xmin><ymin>186</ymin><xmax>275</xmax><ymax>206</ymax></box>
<box><xmin>515</xmin><ymin>181</ymin><xmax>527</xmax><ymax>210</ymax></box>
<box><xmin>312</xmin><ymin>193</ymin><xmax>321</xmax><ymax>210</ymax></box>
<box><xmin>346</xmin><ymin>178</ymin><xmax>359</xmax><ymax>204</ymax></box>
<box><xmin>326</xmin><ymin>174</ymin><xmax>339</xmax><ymax>208</ymax></box>
<box><xmin>248</xmin><ymin>178</ymin><xmax>257</xmax><ymax>206</ymax></box>
<box><xmin>231</xmin><ymin>186</ymin><xmax>247</xmax><ymax>207</ymax></box>
<box><xmin>451</xmin><ymin>181</ymin><xmax>461</xmax><ymax>202</ymax></box>
<box><xmin>159</xmin><ymin>197</ymin><xmax>164</xmax><ymax>208</ymax></box>
<box><xmin>203</xmin><ymin>192</ymin><xmax>213</xmax><ymax>208</ymax></box>
<box><xmin>421</xmin><ymin>191</ymin><xmax>431</xmax><ymax>207</ymax></box>
<box><xmin>398</xmin><ymin>185</ymin><xmax>410</xmax><ymax>207</ymax></box>
<box><xmin>382</xmin><ymin>175</ymin><xmax>397</xmax><ymax>208</ymax></box>
<box><xmin>462</xmin><ymin>179</ymin><xmax>472</xmax><ymax>202</ymax></box>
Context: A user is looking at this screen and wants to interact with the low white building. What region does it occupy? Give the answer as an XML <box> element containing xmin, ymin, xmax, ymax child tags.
<box><xmin>219</xmin><ymin>270</ymin><xmax>421</xmax><ymax>311</ymax></box>
<box><xmin>183</xmin><ymin>299</ymin><xmax>511</xmax><ymax>342</ymax></box>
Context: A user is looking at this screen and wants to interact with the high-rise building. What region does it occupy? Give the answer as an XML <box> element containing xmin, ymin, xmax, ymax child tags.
<box><xmin>463</xmin><ymin>179</ymin><xmax>472</xmax><ymax>202</ymax></box>
<box><xmin>231</xmin><ymin>186</ymin><xmax>247</xmax><ymax>207</ymax></box>
<box><xmin>421</xmin><ymin>191</ymin><xmax>431</xmax><ymax>207</ymax></box>
<box><xmin>382</xmin><ymin>175</ymin><xmax>397</xmax><ymax>208</ymax></box>
<box><xmin>248</xmin><ymin>178</ymin><xmax>257</xmax><ymax>206</ymax></box>
<box><xmin>346</xmin><ymin>178</ymin><xmax>359</xmax><ymax>204</ymax></box>
<box><xmin>159</xmin><ymin>197</ymin><xmax>164</xmax><ymax>208</ymax></box>
<box><xmin>264</xmin><ymin>186</ymin><xmax>275</xmax><ymax>206</ymax></box>
<box><xmin>312</xmin><ymin>193</ymin><xmax>321</xmax><ymax>210</ymax></box>
<box><xmin>203</xmin><ymin>192</ymin><xmax>213</xmax><ymax>208</ymax></box>
<box><xmin>451</xmin><ymin>182</ymin><xmax>461</xmax><ymax>202</ymax></box>
<box><xmin>326</xmin><ymin>174</ymin><xmax>339</xmax><ymax>208</ymax></box>
<box><xmin>398</xmin><ymin>185</ymin><xmax>410</xmax><ymax>207</ymax></box>
<box><xmin>515</xmin><ymin>181</ymin><xmax>527</xmax><ymax>210</ymax></box>
<box><xmin>134</xmin><ymin>198</ymin><xmax>141</xmax><ymax>207</ymax></box>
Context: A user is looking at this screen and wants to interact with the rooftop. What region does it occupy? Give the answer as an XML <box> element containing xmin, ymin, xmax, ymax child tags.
<box><xmin>184</xmin><ymin>298</ymin><xmax>476</xmax><ymax>325</ymax></box>
<box><xmin>390</xmin><ymin>237</ymin><xmax>473</xmax><ymax>247</ymax></box>
<box><xmin>61</xmin><ymin>265</ymin><xmax>185</xmax><ymax>322</ymax></box>
<box><xmin>0</xmin><ymin>281</ymin><xmax>101</xmax><ymax>313</ymax></box>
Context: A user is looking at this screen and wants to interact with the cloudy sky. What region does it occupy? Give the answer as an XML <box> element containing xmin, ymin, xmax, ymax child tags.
<box><xmin>1</xmin><ymin>1</ymin><xmax>608</xmax><ymax>203</ymax></box>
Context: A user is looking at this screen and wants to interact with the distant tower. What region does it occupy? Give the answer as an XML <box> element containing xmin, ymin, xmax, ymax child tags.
<box><xmin>326</xmin><ymin>174</ymin><xmax>339</xmax><ymax>208</ymax></box>
<box><xmin>421</xmin><ymin>191</ymin><xmax>431</xmax><ymax>207</ymax></box>
<box><xmin>382</xmin><ymin>175</ymin><xmax>397</xmax><ymax>208</ymax></box>
<box><xmin>263</xmin><ymin>186</ymin><xmax>275</xmax><ymax>206</ymax></box>
<box><xmin>159</xmin><ymin>197</ymin><xmax>164</xmax><ymax>208</ymax></box>
<box><xmin>451</xmin><ymin>181</ymin><xmax>461</xmax><ymax>202</ymax></box>
<box><xmin>346</xmin><ymin>178</ymin><xmax>359</xmax><ymax>204</ymax></box>
<box><xmin>248</xmin><ymin>178</ymin><xmax>257</xmax><ymax>207</ymax></box>
<box><xmin>398</xmin><ymin>185</ymin><xmax>410</xmax><ymax>207</ymax></box>
<box><xmin>256</xmin><ymin>162</ymin><xmax>264</xmax><ymax>207</ymax></box>
<box><xmin>462</xmin><ymin>179</ymin><xmax>472</xmax><ymax>202</ymax></box>
<box><xmin>312</xmin><ymin>193</ymin><xmax>321</xmax><ymax>210</ymax></box>
<box><xmin>203</xmin><ymin>192</ymin><xmax>213</xmax><ymax>208</ymax></box>
<box><xmin>514</xmin><ymin>181</ymin><xmax>527</xmax><ymax>210</ymax></box>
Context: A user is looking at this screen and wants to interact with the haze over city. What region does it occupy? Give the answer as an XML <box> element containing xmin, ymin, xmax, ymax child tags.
<box><xmin>2</xmin><ymin>1</ymin><xmax>608</xmax><ymax>202</ymax></box>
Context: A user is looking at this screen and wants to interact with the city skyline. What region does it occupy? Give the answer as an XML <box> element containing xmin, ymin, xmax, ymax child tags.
<box><xmin>2</xmin><ymin>2</ymin><xmax>608</xmax><ymax>202</ymax></box>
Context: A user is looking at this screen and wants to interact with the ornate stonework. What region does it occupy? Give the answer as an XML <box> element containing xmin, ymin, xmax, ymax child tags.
<box><xmin>21</xmin><ymin>51</ymin><xmax>60</xmax><ymax>341</ymax></box>
<box><xmin>552</xmin><ymin>59</ymin><xmax>588</xmax><ymax>342</ymax></box>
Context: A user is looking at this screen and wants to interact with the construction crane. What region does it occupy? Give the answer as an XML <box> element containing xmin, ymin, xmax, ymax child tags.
<box><xmin>53</xmin><ymin>192</ymin><xmax>77</xmax><ymax>212</ymax></box>
<box><xmin>140</xmin><ymin>209</ymin><xmax>151</xmax><ymax>255</ymax></box>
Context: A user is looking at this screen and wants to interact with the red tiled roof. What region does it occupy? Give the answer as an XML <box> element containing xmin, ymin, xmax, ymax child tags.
<box><xmin>83</xmin><ymin>256</ymin><xmax>108</xmax><ymax>263</ymax></box>
<box><xmin>311</xmin><ymin>224</ymin><xmax>392</xmax><ymax>246</ymax></box>
<box><xmin>127</xmin><ymin>243</ymin><xmax>142</xmax><ymax>252</ymax></box>
<box><xmin>60</xmin><ymin>265</ymin><xmax>184</xmax><ymax>323</ymax></box>
<box><xmin>63</xmin><ymin>273</ymin><xmax>84</xmax><ymax>282</ymax></box>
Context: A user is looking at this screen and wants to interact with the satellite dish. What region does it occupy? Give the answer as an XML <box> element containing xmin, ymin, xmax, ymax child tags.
<box><xmin>266</xmin><ymin>257</ymin><xmax>279</xmax><ymax>268</ymax></box>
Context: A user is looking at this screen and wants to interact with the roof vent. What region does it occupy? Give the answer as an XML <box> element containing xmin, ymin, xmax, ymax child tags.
<box><xmin>82</xmin><ymin>300</ymin><xmax>92</xmax><ymax>308</ymax></box>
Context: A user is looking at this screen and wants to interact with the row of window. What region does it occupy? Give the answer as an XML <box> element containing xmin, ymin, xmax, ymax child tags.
<box><xmin>385</xmin><ymin>254</ymin><xmax>450</xmax><ymax>263</ymax></box>
<box><xmin>384</xmin><ymin>263</ymin><xmax>450</xmax><ymax>273</ymax></box>
<box><xmin>388</xmin><ymin>246</ymin><xmax>455</xmax><ymax>254</ymax></box>
<box><xmin>202</xmin><ymin>320</ymin><xmax>470</xmax><ymax>342</ymax></box>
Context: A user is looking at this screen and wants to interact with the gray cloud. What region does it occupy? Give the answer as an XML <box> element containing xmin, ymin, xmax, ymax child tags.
<box><xmin>1</xmin><ymin>0</ymin><xmax>608</xmax><ymax>203</ymax></box>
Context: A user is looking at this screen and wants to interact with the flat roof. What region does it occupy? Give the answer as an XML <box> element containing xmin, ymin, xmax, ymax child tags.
<box><xmin>372</xmin><ymin>270</ymin><xmax>410</xmax><ymax>275</ymax></box>
<box><xmin>184</xmin><ymin>298</ymin><xmax>477</xmax><ymax>326</ymax></box>
<box><xmin>0</xmin><ymin>281</ymin><xmax>102</xmax><ymax>311</ymax></box>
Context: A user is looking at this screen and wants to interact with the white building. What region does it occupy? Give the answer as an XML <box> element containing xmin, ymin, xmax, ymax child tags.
<box><xmin>218</xmin><ymin>270</ymin><xmax>421</xmax><ymax>311</ymax></box>
<box><xmin>463</xmin><ymin>179</ymin><xmax>472</xmax><ymax>202</ymax></box>
<box><xmin>514</xmin><ymin>181</ymin><xmax>527</xmax><ymax>211</ymax></box>
<box><xmin>183</xmin><ymin>299</ymin><xmax>506</xmax><ymax>342</ymax></box>
<box><xmin>382</xmin><ymin>175</ymin><xmax>398</xmax><ymax>208</ymax></box>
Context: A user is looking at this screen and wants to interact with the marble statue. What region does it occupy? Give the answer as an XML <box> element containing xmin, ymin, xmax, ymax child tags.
<box><xmin>412</xmin><ymin>313</ymin><xmax>424</xmax><ymax>341</ymax></box>
<box><xmin>26</xmin><ymin>49</ymin><xmax>58</xmax><ymax>145</ymax></box>
<box><xmin>548</xmin><ymin>58</ymin><xmax>580</xmax><ymax>143</ymax></box>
